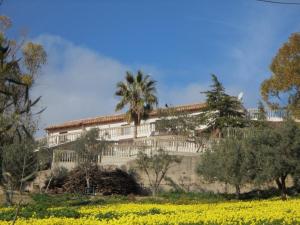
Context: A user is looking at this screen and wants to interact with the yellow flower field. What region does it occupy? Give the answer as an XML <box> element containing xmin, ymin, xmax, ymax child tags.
<box><xmin>0</xmin><ymin>198</ymin><xmax>300</xmax><ymax>224</ymax></box>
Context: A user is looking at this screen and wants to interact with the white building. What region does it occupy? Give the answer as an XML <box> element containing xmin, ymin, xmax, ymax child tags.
<box><xmin>46</xmin><ymin>103</ymin><xmax>285</xmax><ymax>169</ymax></box>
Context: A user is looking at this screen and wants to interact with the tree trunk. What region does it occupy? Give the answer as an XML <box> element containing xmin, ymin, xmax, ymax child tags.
<box><xmin>235</xmin><ymin>184</ymin><xmax>240</xmax><ymax>199</ymax></box>
<box><xmin>134</xmin><ymin>125</ymin><xmax>138</xmax><ymax>139</ymax></box>
<box><xmin>280</xmin><ymin>176</ymin><xmax>287</xmax><ymax>200</ymax></box>
<box><xmin>276</xmin><ymin>176</ymin><xmax>287</xmax><ymax>200</ymax></box>
<box><xmin>85</xmin><ymin>170</ymin><xmax>91</xmax><ymax>194</ymax></box>
<box><xmin>224</xmin><ymin>182</ymin><xmax>228</xmax><ymax>194</ymax></box>
<box><xmin>2</xmin><ymin>171</ymin><xmax>13</xmax><ymax>205</ymax></box>
<box><xmin>275</xmin><ymin>178</ymin><xmax>282</xmax><ymax>190</ymax></box>
<box><xmin>45</xmin><ymin>175</ymin><xmax>53</xmax><ymax>194</ymax></box>
<box><xmin>152</xmin><ymin>188</ymin><xmax>156</xmax><ymax>197</ymax></box>
<box><xmin>4</xmin><ymin>184</ymin><xmax>13</xmax><ymax>206</ymax></box>
<box><xmin>86</xmin><ymin>177</ymin><xmax>90</xmax><ymax>189</ymax></box>
<box><xmin>152</xmin><ymin>185</ymin><xmax>158</xmax><ymax>197</ymax></box>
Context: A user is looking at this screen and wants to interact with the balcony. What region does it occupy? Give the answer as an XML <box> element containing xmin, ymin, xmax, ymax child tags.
<box><xmin>47</xmin><ymin>123</ymin><xmax>156</xmax><ymax>148</ymax></box>
<box><xmin>51</xmin><ymin>136</ymin><xmax>203</xmax><ymax>169</ymax></box>
<box><xmin>47</xmin><ymin>108</ymin><xmax>287</xmax><ymax>148</ymax></box>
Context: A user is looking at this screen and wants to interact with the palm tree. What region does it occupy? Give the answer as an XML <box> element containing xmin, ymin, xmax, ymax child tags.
<box><xmin>115</xmin><ymin>70</ymin><xmax>158</xmax><ymax>138</ymax></box>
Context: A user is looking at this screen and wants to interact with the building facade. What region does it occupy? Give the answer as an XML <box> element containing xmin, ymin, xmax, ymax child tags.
<box><xmin>46</xmin><ymin>103</ymin><xmax>285</xmax><ymax>170</ymax></box>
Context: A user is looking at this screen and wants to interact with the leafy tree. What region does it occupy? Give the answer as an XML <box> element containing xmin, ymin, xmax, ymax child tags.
<box><xmin>257</xmin><ymin>101</ymin><xmax>267</xmax><ymax>121</ymax></box>
<box><xmin>72</xmin><ymin>128</ymin><xmax>107</xmax><ymax>192</ymax></box>
<box><xmin>0</xmin><ymin>27</ymin><xmax>46</xmax><ymax>205</ymax></box>
<box><xmin>198</xmin><ymin>121</ymin><xmax>300</xmax><ymax>200</ymax></box>
<box><xmin>2</xmin><ymin>137</ymin><xmax>37</xmax><ymax>204</ymax></box>
<box><xmin>245</xmin><ymin>120</ymin><xmax>300</xmax><ymax>199</ymax></box>
<box><xmin>200</xmin><ymin>74</ymin><xmax>246</xmax><ymax>136</ymax></box>
<box><xmin>115</xmin><ymin>71</ymin><xmax>158</xmax><ymax>138</ymax></box>
<box><xmin>197</xmin><ymin>137</ymin><xmax>248</xmax><ymax>199</ymax></box>
<box><xmin>246</xmin><ymin>101</ymin><xmax>269</xmax><ymax>129</ymax></box>
<box><xmin>0</xmin><ymin>16</ymin><xmax>12</xmax><ymax>33</ymax></box>
<box><xmin>156</xmin><ymin>107</ymin><xmax>200</xmax><ymax>136</ymax></box>
<box><xmin>136</xmin><ymin>149</ymin><xmax>181</xmax><ymax>196</ymax></box>
<box><xmin>261</xmin><ymin>32</ymin><xmax>300</xmax><ymax>118</ymax></box>
<box><xmin>155</xmin><ymin>107</ymin><xmax>209</xmax><ymax>153</ymax></box>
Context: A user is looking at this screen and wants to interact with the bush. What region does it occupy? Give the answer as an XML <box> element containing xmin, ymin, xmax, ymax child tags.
<box><xmin>63</xmin><ymin>166</ymin><xmax>141</xmax><ymax>195</ymax></box>
<box><xmin>97</xmin><ymin>169</ymin><xmax>141</xmax><ymax>195</ymax></box>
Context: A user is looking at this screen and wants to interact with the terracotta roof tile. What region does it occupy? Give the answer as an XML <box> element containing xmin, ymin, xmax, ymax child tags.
<box><xmin>45</xmin><ymin>103</ymin><xmax>206</xmax><ymax>132</ymax></box>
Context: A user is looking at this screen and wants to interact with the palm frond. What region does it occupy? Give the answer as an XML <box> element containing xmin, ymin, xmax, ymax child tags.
<box><xmin>146</xmin><ymin>80</ymin><xmax>156</xmax><ymax>88</ymax></box>
<box><xmin>126</xmin><ymin>71</ymin><xmax>134</xmax><ymax>84</ymax></box>
<box><xmin>115</xmin><ymin>99</ymin><xmax>127</xmax><ymax>111</ymax></box>
<box><xmin>30</xmin><ymin>96</ymin><xmax>41</xmax><ymax>107</ymax></box>
<box><xmin>33</xmin><ymin>107</ymin><xmax>47</xmax><ymax>115</ymax></box>
<box><xmin>115</xmin><ymin>70</ymin><xmax>158</xmax><ymax>124</ymax></box>
<box><xmin>137</xmin><ymin>70</ymin><xmax>143</xmax><ymax>83</ymax></box>
<box><xmin>116</xmin><ymin>81</ymin><xmax>127</xmax><ymax>90</ymax></box>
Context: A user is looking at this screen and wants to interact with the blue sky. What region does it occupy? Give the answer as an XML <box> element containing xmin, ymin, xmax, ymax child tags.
<box><xmin>2</xmin><ymin>0</ymin><xmax>300</xmax><ymax>133</ymax></box>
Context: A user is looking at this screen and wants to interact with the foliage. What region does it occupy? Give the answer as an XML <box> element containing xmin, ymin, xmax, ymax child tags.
<box><xmin>1</xmin><ymin>198</ymin><xmax>300</xmax><ymax>224</ymax></box>
<box><xmin>115</xmin><ymin>70</ymin><xmax>158</xmax><ymax>138</ymax></box>
<box><xmin>73</xmin><ymin>128</ymin><xmax>107</xmax><ymax>162</ymax></box>
<box><xmin>0</xmin><ymin>16</ymin><xmax>12</xmax><ymax>32</ymax></box>
<box><xmin>155</xmin><ymin>106</ymin><xmax>210</xmax><ymax>153</ymax></box>
<box><xmin>200</xmin><ymin>74</ymin><xmax>247</xmax><ymax>135</ymax></box>
<box><xmin>136</xmin><ymin>149</ymin><xmax>182</xmax><ymax>196</ymax></box>
<box><xmin>35</xmin><ymin>141</ymin><xmax>52</xmax><ymax>171</ymax></box>
<box><xmin>0</xmin><ymin>23</ymin><xmax>46</xmax><ymax>205</ymax></box>
<box><xmin>261</xmin><ymin>32</ymin><xmax>300</xmax><ymax>118</ymax></box>
<box><xmin>0</xmin><ymin>35</ymin><xmax>46</xmax><ymax>141</ymax></box>
<box><xmin>197</xmin><ymin>137</ymin><xmax>248</xmax><ymax>199</ymax></box>
<box><xmin>71</xmin><ymin>128</ymin><xmax>107</xmax><ymax>190</ymax></box>
<box><xmin>22</xmin><ymin>42</ymin><xmax>47</xmax><ymax>77</ymax></box>
<box><xmin>155</xmin><ymin>107</ymin><xmax>198</xmax><ymax>136</ymax></box>
<box><xmin>197</xmin><ymin>120</ymin><xmax>300</xmax><ymax>199</ymax></box>
<box><xmin>1</xmin><ymin>136</ymin><xmax>38</xmax><ymax>207</ymax></box>
<box><xmin>2</xmin><ymin>138</ymin><xmax>37</xmax><ymax>188</ymax></box>
<box><xmin>244</xmin><ymin>120</ymin><xmax>300</xmax><ymax>199</ymax></box>
<box><xmin>257</xmin><ymin>101</ymin><xmax>267</xmax><ymax>121</ymax></box>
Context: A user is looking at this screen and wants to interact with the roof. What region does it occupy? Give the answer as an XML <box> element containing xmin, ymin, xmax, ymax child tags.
<box><xmin>45</xmin><ymin>103</ymin><xmax>207</xmax><ymax>132</ymax></box>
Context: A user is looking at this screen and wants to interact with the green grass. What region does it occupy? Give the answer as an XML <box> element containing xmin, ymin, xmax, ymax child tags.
<box><xmin>157</xmin><ymin>191</ymin><xmax>226</xmax><ymax>203</ymax></box>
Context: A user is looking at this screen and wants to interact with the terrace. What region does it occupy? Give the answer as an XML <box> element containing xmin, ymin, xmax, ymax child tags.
<box><xmin>47</xmin><ymin>108</ymin><xmax>286</xmax><ymax>149</ymax></box>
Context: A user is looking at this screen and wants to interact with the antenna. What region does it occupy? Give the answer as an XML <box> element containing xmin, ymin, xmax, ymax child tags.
<box><xmin>238</xmin><ymin>92</ymin><xmax>244</xmax><ymax>102</ymax></box>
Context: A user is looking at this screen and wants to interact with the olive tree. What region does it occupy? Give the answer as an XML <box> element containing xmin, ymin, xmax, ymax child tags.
<box><xmin>136</xmin><ymin>149</ymin><xmax>182</xmax><ymax>196</ymax></box>
<box><xmin>72</xmin><ymin>128</ymin><xmax>107</xmax><ymax>193</ymax></box>
<box><xmin>197</xmin><ymin>137</ymin><xmax>249</xmax><ymax>199</ymax></box>
<box><xmin>245</xmin><ymin>120</ymin><xmax>300</xmax><ymax>200</ymax></box>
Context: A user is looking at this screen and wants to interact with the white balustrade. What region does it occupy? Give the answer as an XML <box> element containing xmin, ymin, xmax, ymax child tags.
<box><xmin>48</xmin><ymin>124</ymin><xmax>156</xmax><ymax>148</ymax></box>
<box><xmin>247</xmin><ymin>108</ymin><xmax>285</xmax><ymax>121</ymax></box>
<box><xmin>47</xmin><ymin>108</ymin><xmax>287</xmax><ymax>149</ymax></box>
<box><xmin>47</xmin><ymin>132</ymin><xmax>82</xmax><ymax>147</ymax></box>
<box><xmin>52</xmin><ymin>136</ymin><xmax>200</xmax><ymax>167</ymax></box>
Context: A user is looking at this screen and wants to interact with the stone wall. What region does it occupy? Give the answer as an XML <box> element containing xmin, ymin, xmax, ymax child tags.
<box><xmin>46</xmin><ymin>153</ymin><xmax>294</xmax><ymax>194</ymax></box>
<box><xmin>125</xmin><ymin>155</ymin><xmax>292</xmax><ymax>194</ymax></box>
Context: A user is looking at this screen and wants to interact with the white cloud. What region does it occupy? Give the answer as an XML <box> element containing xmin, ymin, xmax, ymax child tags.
<box><xmin>32</xmin><ymin>34</ymin><xmax>130</xmax><ymax>134</ymax></box>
